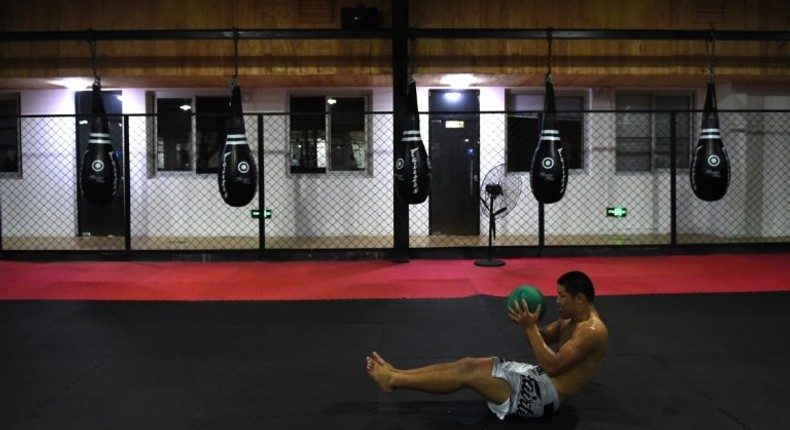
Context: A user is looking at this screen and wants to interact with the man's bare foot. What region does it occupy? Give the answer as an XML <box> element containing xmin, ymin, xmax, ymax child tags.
<box><xmin>366</xmin><ymin>353</ymin><xmax>394</xmax><ymax>393</ymax></box>
<box><xmin>372</xmin><ymin>351</ymin><xmax>396</xmax><ymax>371</ymax></box>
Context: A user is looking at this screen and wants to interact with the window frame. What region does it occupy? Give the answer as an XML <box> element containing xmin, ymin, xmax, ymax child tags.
<box><xmin>614</xmin><ymin>92</ymin><xmax>694</xmax><ymax>173</ymax></box>
<box><xmin>194</xmin><ymin>95</ymin><xmax>231</xmax><ymax>175</ymax></box>
<box><xmin>147</xmin><ymin>89</ymin><xmax>232</xmax><ymax>176</ymax></box>
<box><xmin>287</xmin><ymin>92</ymin><xmax>372</xmax><ymax>176</ymax></box>
<box><xmin>154</xmin><ymin>96</ymin><xmax>194</xmax><ymax>173</ymax></box>
<box><xmin>504</xmin><ymin>91</ymin><xmax>587</xmax><ymax>174</ymax></box>
<box><xmin>0</xmin><ymin>93</ymin><xmax>22</xmax><ymax>177</ymax></box>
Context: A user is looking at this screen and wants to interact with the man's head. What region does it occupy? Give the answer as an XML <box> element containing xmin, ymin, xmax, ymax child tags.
<box><xmin>556</xmin><ymin>271</ymin><xmax>595</xmax><ymax>319</ymax></box>
<box><xmin>557</xmin><ymin>271</ymin><xmax>595</xmax><ymax>310</ymax></box>
<box><xmin>557</xmin><ymin>271</ymin><xmax>595</xmax><ymax>302</ymax></box>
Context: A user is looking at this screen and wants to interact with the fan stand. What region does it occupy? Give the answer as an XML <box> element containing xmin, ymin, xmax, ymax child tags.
<box><xmin>475</xmin><ymin>191</ymin><xmax>506</xmax><ymax>267</ymax></box>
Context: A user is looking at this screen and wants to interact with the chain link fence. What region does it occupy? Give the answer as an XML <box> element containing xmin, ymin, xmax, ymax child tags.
<box><xmin>1</xmin><ymin>115</ymin><xmax>112</xmax><ymax>251</ymax></box>
<box><xmin>128</xmin><ymin>114</ymin><xmax>260</xmax><ymax>251</ymax></box>
<box><xmin>544</xmin><ymin>111</ymin><xmax>674</xmax><ymax>247</ymax></box>
<box><xmin>676</xmin><ymin>111</ymin><xmax>789</xmax><ymax>245</ymax></box>
<box><xmin>262</xmin><ymin>113</ymin><xmax>394</xmax><ymax>250</ymax></box>
<box><xmin>1</xmin><ymin>109</ymin><xmax>788</xmax><ymax>255</ymax></box>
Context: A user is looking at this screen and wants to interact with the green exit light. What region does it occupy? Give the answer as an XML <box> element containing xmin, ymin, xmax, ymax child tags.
<box><xmin>251</xmin><ymin>209</ymin><xmax>272</xmax><ymax>219</ymax></box>
<box><xmin>606</xmin><ymin>207</ymin><xmax>628</xmax><ymax>218</ymax></box>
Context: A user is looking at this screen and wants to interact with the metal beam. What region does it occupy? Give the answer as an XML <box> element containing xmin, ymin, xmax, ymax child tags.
<box><xmin>0</xmin><ymin>29</ymin><xmax>394</xmax><ymax>43</ymax></box>
<box><xmin>412</xmin><ymin>28</ymin><xmax>790</xmax><ymax>41</ymax></box>
<box><xmin>1</xmin><ymin>28</ymin><xmax>787</xmax><ymax>43</ymax></box>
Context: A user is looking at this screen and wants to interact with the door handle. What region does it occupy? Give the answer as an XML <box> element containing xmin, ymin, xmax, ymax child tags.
<box><xmin>469</xmin><ymin>159</ymin><xmax>475</xmax><ymax>196</ymax></box>
<box><xmin>466</xmin><ymin>144</ymin><xmax>477</xmax><ymax>196</ymax></box>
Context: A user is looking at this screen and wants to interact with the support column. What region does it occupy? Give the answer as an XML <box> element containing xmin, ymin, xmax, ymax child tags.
<box><xmin>392</xmin><ymin>0</ymin><xmax>410</xmax><ymax>262</ymax></box>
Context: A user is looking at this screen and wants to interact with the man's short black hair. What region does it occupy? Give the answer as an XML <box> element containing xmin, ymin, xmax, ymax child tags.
<box><xmin>557</xmin><ymin>271</ymin><xmax>595</xmax><ymax>303</ymax></box>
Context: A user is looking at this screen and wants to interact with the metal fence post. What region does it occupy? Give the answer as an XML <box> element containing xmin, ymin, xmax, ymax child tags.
<box><xmin>670</xmin><ymin>111</ymin><xmax>677</xmax><ymax>247</ymax></box>
<box><xmin>123</xmin><ymin>115</ymin><xmax>132</xmax><ymax>256</ymax></box>
<box><xmin>538</xmin><ymin>203</ymin><xmax>545</xmax><ymax>252</ymax></box>
<box><xmin>258</xmin><ymin>114</ymin><xmax>265</xmax><ymax>259</ymax></box>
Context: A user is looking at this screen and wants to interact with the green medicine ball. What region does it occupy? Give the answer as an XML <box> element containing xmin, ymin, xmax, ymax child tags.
<box><xmin>506</xmin><ymin>285</ymin><xmax>546</xmax><ymax>321</ymax></box>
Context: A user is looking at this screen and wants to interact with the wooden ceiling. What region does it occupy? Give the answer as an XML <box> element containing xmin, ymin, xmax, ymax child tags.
<box><xmin>3</xmin><ymin>72</ymin><xmax>789</xmax><ymax>92</ymax></box>
<box><xmin>0</xmin><ymin>0</ymin><xmax>788</xmax><ymax>90</ymax></box>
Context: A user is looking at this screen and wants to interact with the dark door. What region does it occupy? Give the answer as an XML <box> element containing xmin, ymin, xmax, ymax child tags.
<box><xmin>75</xmin><ymin>90</ymin><xmax>124</xmax><ymax>237</ymax></box>
<box><xmin>428</xmin><ymin>89</ymin><xmax>480</xmax><ymax>236</ymax></box>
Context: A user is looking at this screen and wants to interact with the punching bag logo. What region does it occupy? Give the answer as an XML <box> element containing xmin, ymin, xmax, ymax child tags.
<box><xmin>541</xmin><ymin>157</ymin><xmax>555</xmax><ymax>169</ymax></box>
<box><xmin>220</xmin><ymin>152</ymin><xmax>230</xmax><ymax>198</ymax></box>
<box><xmin>91</xmin><ymin>160</ymin><xmax>105</xmax><ymax>172</ymax></box>
<box><xmin>707</xmin><ymin>155</ymin><xmax>720</xmax><ymax>167</ymax></box>
<box><xmin>410</xmin><ymin>147</ymin><xmax>420</xmax><ymax>195</ymax></box>
<box><xmin>237</xmin><ymin>161</ymin><xmax>249</xmax><ymax>174</ymax></box>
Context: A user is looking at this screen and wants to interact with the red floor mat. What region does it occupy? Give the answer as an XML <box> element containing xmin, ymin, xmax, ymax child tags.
<box><xmin>1</xmin><ymin>253</ymin><xmax>788</xmax><ymax>301</ymax></box>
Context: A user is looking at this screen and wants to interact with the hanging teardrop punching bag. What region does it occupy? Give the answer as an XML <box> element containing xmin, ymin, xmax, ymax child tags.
<box><xmin>79</xmin><ymin>82</ymin><xmax>119</xmax><ymax>205</ymax></box>
<box><xmin>690</xmin><ymin>82</ymin><xmax>730</xmax><ymax>201</ymax></box>
<box><xmin>394</xmin><ymin>80</ymin><xmax>431</xmax><ymax>204</ymax></box>
<box><xmin>530</xmin><ymin>75</ymin><xmax>567</xmax><ymax>204</ymax></box>
<box><xmin>218</xmin><ymin>83</ymin><xmax>258</xmax><ymax>207</ymax></box>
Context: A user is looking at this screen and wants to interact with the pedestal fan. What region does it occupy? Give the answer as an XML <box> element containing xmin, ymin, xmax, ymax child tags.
<box><xmin>475</xmin><ymin>164</ymin><xmax>522</xmax><ymax>267</ymax></box>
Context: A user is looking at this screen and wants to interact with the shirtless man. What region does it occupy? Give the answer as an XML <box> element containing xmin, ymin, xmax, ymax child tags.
<box><xmin>366</xmin><ymin>270</ymin><xmax>608</xmax><ymax>419</ymax></box>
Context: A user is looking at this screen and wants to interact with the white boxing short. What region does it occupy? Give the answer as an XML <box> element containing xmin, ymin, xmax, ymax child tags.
<box><xmin>487</xmin><ymin>357</ymin><xmax>560</xmax><ymax>419</ymax></box>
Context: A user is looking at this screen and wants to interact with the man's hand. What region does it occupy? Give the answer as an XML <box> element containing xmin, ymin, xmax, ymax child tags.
<box><xmin>508</xmin><ymin>299</ymin><xmax>542</xmax><ymax>329</ymax></box>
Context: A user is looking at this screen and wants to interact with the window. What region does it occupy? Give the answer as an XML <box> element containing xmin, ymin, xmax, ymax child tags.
<box><xmin>195</xmin><ymin>96</ymin><xmax>230</xmax><ymax>174</ymax></box>
<box><xmin>155</xmin><ymin>98</ymin><xmax>192</xmax><ymax>171</ymax></box>
<box><xmin>506</xmin><ymin>94</ymin><xmax>584</xmax><ymax>172</ymax></box>
<box><xmin>329</xmin><ymin>97</ymin><xmax>367</xmax><ymax>172</ymax></box>
<box><xmin>0</xmin><ymin>94</ymin><xmax>21</xmax><ymax>175</ymax></box>
<box><xmin>148</xmin><ymin>92</ymin><xmax>230</xmax><ymax>175</ymax></box>
<box><xmin>615</xmin><ymin>94</ymin><xmax>692</xmax><ymax>172</ymax></box>
<box><xmin>289</xmin><ymin>95</ymin><xmax>369</xmax><ymax>174</ymax></box>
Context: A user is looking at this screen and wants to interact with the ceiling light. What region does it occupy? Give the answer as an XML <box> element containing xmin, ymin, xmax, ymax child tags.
<box><xmin>439</xmin><ymin>74</ymin><xmax>478</xmax><ymax>88</ymax></box>
<box><xmin>48</xmin><ymin>77</ymin><xmax>93</xmax><ymax>91</ymax></box>
<box><xmin>444</xmin><ymin>92</ymin><xmax>462</xmax><ymax>102</ymax></box>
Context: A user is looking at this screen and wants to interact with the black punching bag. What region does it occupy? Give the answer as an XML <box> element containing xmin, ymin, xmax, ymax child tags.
<box><xmin>218</xmin><ymin>83</ymin><xmax>257</xmax><ymax>207</ymax></box>
<box><xmin>691</xmin><ymin>82</ymin><xmax>730</xmax><ymax>201</ymax></box>
<box><xmin>394</xmin><ymin>80</ymin><xmax>431</xmax><ymax>204</ymax></box>
<box><xmin>530</xmin><ymin>75</ymin><xmax>567</xmax><ymax>204</ymax></box>
<box><xmin>79</xmin><ymin>82</ymin><xmax>118</xmax><ymax>205</ymax></box>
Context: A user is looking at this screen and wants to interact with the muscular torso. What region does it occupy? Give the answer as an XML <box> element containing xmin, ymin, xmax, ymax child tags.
<box><xmin>549</xmin><ymin>311</ymin><xmax>608</xmax><ymax>401</ymax></box>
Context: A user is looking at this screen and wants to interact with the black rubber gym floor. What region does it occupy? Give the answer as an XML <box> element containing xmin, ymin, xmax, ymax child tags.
<box><xmin>2</xmin><ymin>292</ymin><xmax>789</xmax><ymax>429</ymax></box>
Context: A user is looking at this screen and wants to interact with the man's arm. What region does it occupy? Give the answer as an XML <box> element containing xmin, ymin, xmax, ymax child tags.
<box><xmin>524</xmin><ymin>323</ymin><xmax>604</xmax><ymax>376</ymax></box>
<box><xmin>509</xmin><ymin>302</ymin><xmax>605</xmax><ymax>377</ymax></box>
<box><xmin>539</xmin><ymin>319</ymin><xmax>563</xmax><ymax>345</ymax></box>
